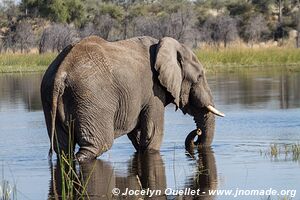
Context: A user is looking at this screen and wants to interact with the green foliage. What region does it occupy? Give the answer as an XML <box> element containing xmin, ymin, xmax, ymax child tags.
<box><xmin>49</xmin><ymin>0</ymin><xmax>69</xmax><ymax>23</ymax></box>
<box><xmin>227</xmin><ymin>1</ymin><xmax>253</xmax><ymax>17</ymax></box>
<box><xmin>20</xmin><ymin>0</ymin><xmax>48</xmax><ymax>17</ymax></box>
<box><xmin>66</xmin><ymin>0</ymin><xmax>85</xmax><ymax>26</ymax></box>
<box><xmin>99</xmin><ymin>3</ymin><xmax>124</xmax><ymax>20</ymax></box>
<box><xmin>127</xmin><ymin>3</ymin><xmax>149</xmax><ymax>17</ymax></box>
<box><xmin>20</xmin><ymin>0</ymin><xmax>85</xmax><ymax>25</ymax></box>
<box><xmin>252</xmin><ymin>0</ymin><xmax>274</xmax><ymax>14</ymax></box>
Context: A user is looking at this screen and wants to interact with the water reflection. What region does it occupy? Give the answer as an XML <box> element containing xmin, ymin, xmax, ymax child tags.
<box><xmin>0</xmin><ymin>73</ymin><xmax>43</xmax><ymax>111</ymax></box>
<box><xmin>49</xmin><ymin>152</ymin><xmax>166</xmax><ymax>200</ymax></box>
<box><xmin>0</xmin><ymin>71</ymin><xmax>299</xmax><ymax>112</ymax></box>
<box><xmin>278</xmin><ymin>73</ymin><xmax>300</xmax><ymax>109</ymax></box>
<box><xmin>210</xmin><ymin>71</ymin><xmax>300</xmax><ymax>109</ymax></box>
<box><xmin>48</xmin><ymin>149</ymin><xmax>217</xmax><ymax>200</ymax></box>
<box><xmin>184</xmin><ymin>147</ymin><xmax>217</xmax><ymax>200</ymax></box>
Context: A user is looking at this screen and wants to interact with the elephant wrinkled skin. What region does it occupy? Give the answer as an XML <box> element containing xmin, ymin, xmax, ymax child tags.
<box><xmin>41</xmin><ymin>36</ymin><xmax>224</xmax><ymax>162</ymax></box>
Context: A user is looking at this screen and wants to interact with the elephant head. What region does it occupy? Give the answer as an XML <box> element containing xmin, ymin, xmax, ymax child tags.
<box><xmin>155</xmin><ymin>37</ymin><xmax>224</xmax><ymax>146</ymax></box>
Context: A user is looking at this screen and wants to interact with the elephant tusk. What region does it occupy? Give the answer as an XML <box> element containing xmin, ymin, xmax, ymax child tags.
<box><xmin>206</xmin><ymin>105</ymin><xmax>225</xmax><ymax>117</ymax></box>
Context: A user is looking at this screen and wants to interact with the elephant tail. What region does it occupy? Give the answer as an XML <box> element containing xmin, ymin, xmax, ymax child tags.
<box><xmin>49</xmin><ymin>71</ymin><xmax>67</xmax><ymax>159</ymax></box>
<box><xmin>48</xmin><ymin>46</ymin><xmax>73</xmax><ymax>159</ymax></box>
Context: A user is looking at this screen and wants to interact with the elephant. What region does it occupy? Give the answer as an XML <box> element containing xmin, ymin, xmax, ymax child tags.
<box><xmin>41</xmin><ymin>35</ymin><xmax>224</xmax><ymax>162</ymax></box>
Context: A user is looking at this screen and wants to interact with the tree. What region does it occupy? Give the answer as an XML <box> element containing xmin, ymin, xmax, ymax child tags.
<box><xmin>49</xmin><ymin>0</ymin><xmax>69</xmax><ymax>23</ymax></box>
<box><xmin>200</xmin><ymin>15</ymin><xmax>238</xmax><ymax>48</ymax></box>
<box><xmin>15</xmin><ymin>20</ymin><xmax>35</xmax><ymax>53</ymax></box>
<box><xmin>252</xmin><ymin>0</ymin><xmax>274</xmax><ymax>14</ymax></box>
<box><xmin>0</xmin><ymin>37</ymin><xmax>3</xmax><ymax>53</ymax></box>
<box><xmin>65</xmin><ymin>0</ymin><xmax>86</xmax><ymax>26</ymax></box>
<box><xmin>0</xmin><ymin>0</ymin><xmax>19</xmax><ymax>26</ymax></box>
<box><xmin>227</xmin><ymin>1</ymin><xmax>253</xmax><ymax>17</ymax></box>
<box><xmin>80</xmin><ymin>22</ymin><xmax>97</xmax><ymax>38</ymax></box>
<box><xmin>132</xmin><ymin>15</ymin><xmax>161</xmax><ymax>38</ymax></box>
<box><xmin>93</xmin><ymin>13</ymin><xmax>118</xmax><ymax>40</ymax></box>
<box><xmin>218</xmin><ymin>15</ymin><xmax>239</xmax><ymax>48</ymax></box>
<box><xmin>2</xmin><ymin>29</ymin><xmax>16</xmax><ymax>53</ymax></box>
<box><xmin>131</xmin><ymin>0</ymin><xmax>195</xmax><ymax>42</ymax></box>
<box><xmin>20</xmin><ymin>0</ymin><xmax>85</xmax><ymax>26</ymax></box>
<box><xmin>20</xmin><ymin>0</ymin><xmax>51</xmax><ymax>18</ymax></box>
<box><xmin>39</xmin><ymin>23</ymin><xmax>78</xmax><ymax>53</ymax></box>
<box><xmin>295</xmin><ymin>10</ymin><xmax>300</xmax><ymax>48</ymax></box>
<box><xmin>244</xmin><ymin>14</ymin><xmax>270</xmax><ymax>46</ymax></box>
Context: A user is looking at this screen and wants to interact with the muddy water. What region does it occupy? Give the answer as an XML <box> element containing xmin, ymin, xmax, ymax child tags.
<box><xmin>0</xmin><ymin>70</ymin><xmax>299</xmax><ymax>200</ymax></box>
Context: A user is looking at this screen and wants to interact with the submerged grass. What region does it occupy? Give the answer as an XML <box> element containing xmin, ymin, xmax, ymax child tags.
<box><xmin>1</xmin><ymin>164</ymin><xmax>17</xmax><ymax>200</ymax></box>
<box><xmin>0</xmin><ymin>180</ymin><xmax>17</xmax><ymax>200</ymax></box>
<box><xmin>261</xmin><ymin>143</ymin><xmax>300</xmax><ymax>162</ymax></box>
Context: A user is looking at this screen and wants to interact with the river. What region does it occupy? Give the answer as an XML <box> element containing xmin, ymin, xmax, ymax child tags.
<box><xmin>0</xmin><ymin>70</ymin><xmax>299</xmax><ymax>200</ymax></box>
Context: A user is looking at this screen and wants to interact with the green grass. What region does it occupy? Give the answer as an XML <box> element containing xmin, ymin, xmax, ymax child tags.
<box><xmin>0</xmin><ymin>53</ymin><xmax>56</xmax><ymax>73</ymax></box>
<box><xmin>50</xmin><ymin>117</ymin><xmax>95</xmax><ymax>200</ymax></box>
<box><xmin>196</xmin><ymin>47</ymin><xmax>300</xmax><ymax>72</ymax></box>
<box><xmin>1</xmin><ymin>47</ymin><xmax>300</xmax><ymax>73</ymax></box>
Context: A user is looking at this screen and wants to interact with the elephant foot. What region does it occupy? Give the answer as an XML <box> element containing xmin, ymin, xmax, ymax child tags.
<box><xmin>75</xmin><ymin>150</ymin><xmax>96</xmax><ymax>163</ymax></box>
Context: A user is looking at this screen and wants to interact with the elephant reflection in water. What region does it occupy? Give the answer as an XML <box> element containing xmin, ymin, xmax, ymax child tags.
<box><xmin>80</xmin><ymin>152</ymin><xmax>167</xmax><ymax>200</ymax></box>
<box><xmin>48</xmin><ymin>151</ymin><xmax>166</xmax><ymax>200</ymax></box>
<box><xmin>182</xmin><ymin>146</ymin><xmax>218</xmax><ymax>200</ymax></box>
<box><xmin>48</xmin><ymin>149</ymin><xmax>217</xmax><ymax>200</ymax></box>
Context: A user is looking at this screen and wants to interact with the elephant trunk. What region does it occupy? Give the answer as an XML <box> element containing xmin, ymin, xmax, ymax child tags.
<box><xmin>185</xmin><ymin>110</ymin><xmax>215</xmax><ymax>153</ymax></box>
<box><xmin>194</xmin><ymin>109</ymin><xmax>215</xmax><ymax>146</ymax></box>
<box><xmin>185</xmin><ymin>108</ymin><xmax>216</xmax><ymax>152</ymax></box>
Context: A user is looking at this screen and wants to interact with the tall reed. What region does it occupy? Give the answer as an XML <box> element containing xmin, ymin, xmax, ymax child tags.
<box><xmin>50</xmin><ymin>117</ymin><xmax>95</xmax><ymax>200</ymax></box>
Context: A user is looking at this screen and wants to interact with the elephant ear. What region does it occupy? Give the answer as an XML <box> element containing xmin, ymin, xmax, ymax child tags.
<box><xmin>155</xmin><ymin>37</ymin><xmax>182</xmax><ymax>107</ymax></box>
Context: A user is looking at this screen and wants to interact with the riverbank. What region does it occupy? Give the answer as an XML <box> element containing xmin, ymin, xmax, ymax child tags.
<box><xmin>0</xmin><ymin>47</ymin><xmax>300</xmax><ymax>73</ymax></box>
<box><xmin>0</xmin><ymin>53</ymin><xmax>56</xmax><ymax>73</ymax></box>
<box><xmin>196</xmin><ymin>47</ymin><xmax>300</xmax><ymax>72</ymax></box>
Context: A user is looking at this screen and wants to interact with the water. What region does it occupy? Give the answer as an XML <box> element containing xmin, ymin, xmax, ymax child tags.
<box><xmin>0</xmin><ymin>70</ymin><xmax>299</xmax><ymax>200</ymax></box>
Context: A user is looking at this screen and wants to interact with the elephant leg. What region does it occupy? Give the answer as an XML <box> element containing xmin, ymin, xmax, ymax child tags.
<box><xmin>139</xmin><ymin>98</ymin><xmax>165</xmax><ymax>152</ymax></box>
<box><xmin>75</xmin><ymin>111</ymin><xmax>114</xmax><ymax>163</ymax></box>
<box><xmin>75</xmin><ymin>128</ymin><xmax>113</xmax><ymax>163</ymax></box>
